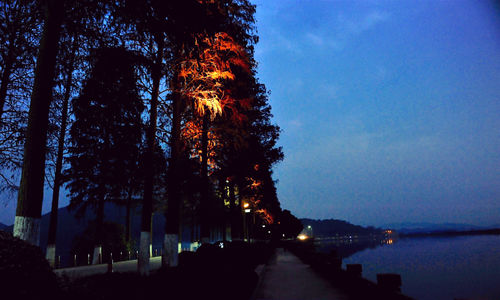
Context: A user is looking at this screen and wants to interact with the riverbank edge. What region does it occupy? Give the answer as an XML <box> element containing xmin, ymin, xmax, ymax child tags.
<box><xmin>283</xmin><ymin>240</ymin><xmax>415</xmax><ymax>300</ymax></box>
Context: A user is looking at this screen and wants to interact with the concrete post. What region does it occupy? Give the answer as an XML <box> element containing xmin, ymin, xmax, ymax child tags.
<box><xmin>377</xmin><ymin>273</ymin><xmax>402</xmax><ymax>292</ymax></box>
<box><xmin>107</xmin><ymin>253</ymin><xmax>113</xmax><ymax>273</ymax></box>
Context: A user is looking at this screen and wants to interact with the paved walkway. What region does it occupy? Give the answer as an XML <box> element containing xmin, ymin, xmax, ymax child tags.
<box><xmin>253</xmin><ymin>248</ymin><xmax>350</xmax><ymax>300</ymax></box>
<box><xmin>54</xmin><ymin>256</ymin><xmax>162</xmax><ymax>279</ymax></box>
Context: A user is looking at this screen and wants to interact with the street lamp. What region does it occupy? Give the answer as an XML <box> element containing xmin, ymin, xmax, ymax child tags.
<box><xmin>243</xmin><ymin>202</ymin><xmax>251</xmax><ymax>213</ymax></box>
<box><xmin>242</xmin><ymin>202</ymin><xmax>251</xmax><ymax>241</ymax></box>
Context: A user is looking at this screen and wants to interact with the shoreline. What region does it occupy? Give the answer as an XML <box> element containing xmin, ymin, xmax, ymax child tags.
<box><xmin>283</xmin><ymin>240</ymin><xmax>415</xmax><ymax>300</ymax></box>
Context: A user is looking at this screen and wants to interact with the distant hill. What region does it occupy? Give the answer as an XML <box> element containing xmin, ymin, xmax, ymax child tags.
<box><xmin>1</xmin><ymin>203</ymin><xmax>167</xmax><ymax>266</ymax></box>
<box><xmin>300</xmin><ymin>218</ymin><xmax>384</xmax><ymax>237</ymax></box>
<box><xmin>381</xmin><ymin>222</ymin><xmax>490</xmax><ymax>234</ymax></box>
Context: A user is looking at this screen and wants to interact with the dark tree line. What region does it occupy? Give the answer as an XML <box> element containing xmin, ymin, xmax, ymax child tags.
<box><xmin>2</xmin><ymin>0</ymin><xmax>300</xmax><ymax>275</ymax></box>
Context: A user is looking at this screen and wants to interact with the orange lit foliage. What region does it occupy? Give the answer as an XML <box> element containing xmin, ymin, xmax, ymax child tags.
<box><xmin>256</xmin><ymin>209</ymin><xmax>273</xmax><ymax>224</ymax></box>
<box><xmin>241</xmin><ymin>175</ymin><xmax>273</xmax><ymax>224</ymax></box>
<box><xmin>178</xmin><ymin>32</ymin><xmax>249</xmax><ymax>120</ymax></box>
<box><xmin>178</xmin><ymin>31</ymin><xmax>252</xmax><ymax>174</ymax></box>
<box><xmin>181</xmin><ymin>119</ymin><xmax>221</xmax><ymax>171</ymax></box>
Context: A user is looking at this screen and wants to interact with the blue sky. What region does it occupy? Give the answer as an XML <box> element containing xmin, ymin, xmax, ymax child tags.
<box><xmin>253</xmin><ymin>0</ymin><xmax>500</xmax><ymax>226</ymax></box>
<box><xmin>1</xmin><ymin>1</ymin><xmax>499</xmax><ymax>227</ymax></box>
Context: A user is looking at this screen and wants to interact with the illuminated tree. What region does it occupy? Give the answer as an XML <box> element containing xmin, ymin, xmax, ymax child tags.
<box><xmin>214</xmin><ymin>76</ymin><xmax>283</xmax><ymax>240</ymax></box>
<box><xmin>177</xmin><ymin>25</ymin><xmax>252</xmax><ymax>243</ymax></box>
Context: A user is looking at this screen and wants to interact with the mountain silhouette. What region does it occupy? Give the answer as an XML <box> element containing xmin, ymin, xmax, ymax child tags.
<box><xmin>2</xmin><ymin>203</ymin><xmax>168</xmax><ymax>266</ymax></box>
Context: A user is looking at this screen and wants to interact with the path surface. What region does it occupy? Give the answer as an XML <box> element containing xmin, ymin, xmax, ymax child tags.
<box><xmin>253</xmin><ymin>248</ymin><xmax>350</xmax><ymax>300</ymax></box>
<box><xmin>54</xmin><ymin>256</ymin><xmax>162</xmax><ymax>279</ymax></box>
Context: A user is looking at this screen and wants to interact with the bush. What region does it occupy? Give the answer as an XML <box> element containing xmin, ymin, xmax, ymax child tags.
<box><xmin>0</xmin><ymin>230</ymin><xmax>59</xmax><ymax>299</ymax></box>
<box><xmin>71</xmin><ymin>221</ymin><xmax>130</xmax><ymax>264</ymax></box>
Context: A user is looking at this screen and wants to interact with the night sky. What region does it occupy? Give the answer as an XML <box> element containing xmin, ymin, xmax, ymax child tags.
<box><xmin>253</xmin><ymin>0</ymin><xmax>500</xmax><ymax>226</ymax></box>
<box><xmin>1</xmin><ymin>1</ymin><xmax>499</xmax><ymax>228</ymax></box>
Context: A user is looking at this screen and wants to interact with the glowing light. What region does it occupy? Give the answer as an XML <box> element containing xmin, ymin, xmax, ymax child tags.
<box><xmin>243</xmin><ymin>202</ymin><xmax>250</xmax><ymax>209</ymax></box>
<box><xmin>298</xmin><ymin>234</ymin><xmax>308</xmax><ymax>241</ymax></box>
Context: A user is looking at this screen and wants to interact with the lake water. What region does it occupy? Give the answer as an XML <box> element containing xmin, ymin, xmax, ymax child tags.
<box><xmin>328</xmin><ymin>235</ymin><xmax>500</xmax><ymax>300</ymax></box>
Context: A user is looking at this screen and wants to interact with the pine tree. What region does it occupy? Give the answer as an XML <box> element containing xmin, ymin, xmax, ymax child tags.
<box><xmin>64</xmin><ymin>47</ymin><xmax>144</xmax><ymax>264</ymax></box>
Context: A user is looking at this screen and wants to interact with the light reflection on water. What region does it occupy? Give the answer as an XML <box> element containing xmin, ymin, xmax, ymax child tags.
<box><xmin>322</xmin><ymin>235</ymin><xmax>500</xmax><ymax>300</ymax></box>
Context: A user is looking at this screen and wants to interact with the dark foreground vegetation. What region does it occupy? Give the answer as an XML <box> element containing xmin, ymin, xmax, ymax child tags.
<box><xmin>1</xmin><ymin>230</ymin><xmax>273</xmax><ymax>300</ymax></box>
<box><xmin>284</xmin><ymin>240</ymin><xmax>414</xmax><ymax>300</ymax></box>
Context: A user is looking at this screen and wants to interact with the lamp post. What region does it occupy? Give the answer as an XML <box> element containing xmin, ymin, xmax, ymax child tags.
<box><xmin>307</xmin><ymin>225</ymin><xmax>313</xmax><ymax>237</ymax></box>
<box><xmin>242</xmin><ymin>202</ymin><xmax>250</xmax><ymax>242</ymax></box>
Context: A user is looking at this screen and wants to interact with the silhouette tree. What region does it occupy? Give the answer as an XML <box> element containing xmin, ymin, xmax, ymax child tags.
<box><xmin>64</xmin><ymin>47</ymin><xmax>144</xmax><ymax>264</ymax></box>
<box><xmin>44</xmin><ymin>0</ymin><xmax>126</xmax><ymax>266</ymax></box>
<box><xmin>0</xmin><ymin>0</ymin><xmax>40</xmax><ymax>121</ymax></box>
<box><xmin>277</xmin><ymin>210</ymin><xmax>303</xmax><ymax>239</ymax></box>
<box><xmin>0</xmin><ymin>1</ymin><xmax>40</xmax><ymax>197</ymax></box>
<box><xmin>13</xmin><ymin>0</ymin><xmax>64</xmax><ymax>245</ymax></box>
<box><xmin>45</xmin><ymin>34</ymin><xmax>79</xmax><ymax>266</ymax></box>
<box><xmin>114</xmin><ymin>0</ymin><xmax>170</xmax><ymax>275</ymax></box>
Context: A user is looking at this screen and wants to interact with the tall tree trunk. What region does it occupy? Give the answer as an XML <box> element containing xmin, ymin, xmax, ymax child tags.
<box><xmin>229</xmin><ymin>183</ymin><xmax>240</xmax><ymax>241</ymax></box>
<box><xmin>94</xmin><ymin>112</ymin><xmax>110</xmax><ymax>265</ymax></box>
<box><xmin>138</xmin><ymin>37</ymin><xmax>163</xmax><ymax>276</ymax></box>
<box><xmin>164</xmin><ymin>76</ymin><xmax>182</xmax><ymax>267</ymax></box>
<box><xmin>13</xmin><ymin>0</ymin><xmax>64</xmax><ymax>246</ymax></box>
<box><xmin>92</xmin><ymin>192</ymin><xmax>104</xmax><ymax>264</ymax></box>
<box><xmin>46</xmin><ymin>35</ymin><xmax>77</xmax><ymax>267</ymax></box>
<box><xmin>221</xmin><ymin>179</ymin><xmax>228</xmax><ymax>242</ymax></box>
<box><xmin>200</xmin><ymin>115</ymin><xmax>210</xmax><ymax>243</ymax></box>
<box><xmin>0</xmin><ymin>39</ymin><xmax>15</xmax><ymax>120</ymax></box>
<box><xmin>125</xmin><ymin>191</ymin><xmax>132</xmax><ymax>245</ymax></box>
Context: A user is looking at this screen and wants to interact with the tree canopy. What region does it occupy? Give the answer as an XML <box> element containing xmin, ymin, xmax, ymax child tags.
<box><xmin>4</xmin><ymin>0</ymin><xmax>302</xmax><ymax>263</ymax></box>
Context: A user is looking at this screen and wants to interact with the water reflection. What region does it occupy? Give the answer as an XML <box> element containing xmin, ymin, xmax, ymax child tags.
<box><xmin>340</xmin><ymin>235</ymin><xmax>500</xmax><ymax>300</ymax></box>
<box><xmin>314</xmin><ymin>235</ymin><xmax>396</xmax><ymax>259</ymax></box>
